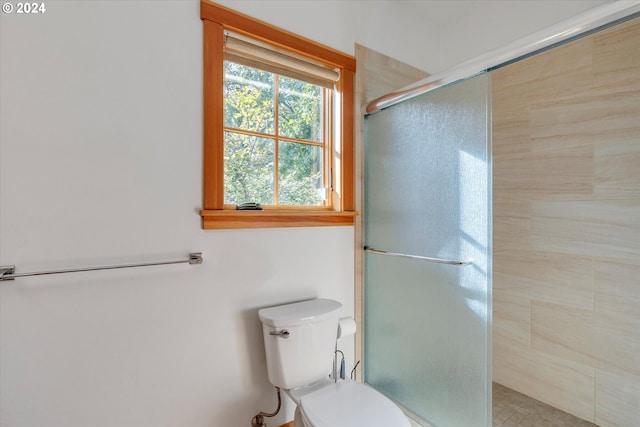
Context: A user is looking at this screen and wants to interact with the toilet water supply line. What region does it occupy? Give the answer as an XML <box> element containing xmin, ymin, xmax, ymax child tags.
<box><xmin>334</xmin><ymin>349</ymin><xmax>346</xmax><ymax>382</ymax></box>
<box><xmin>251</xmin><ymin>387</ymin><xmax>282</xmax><ymax>427</ymax></box>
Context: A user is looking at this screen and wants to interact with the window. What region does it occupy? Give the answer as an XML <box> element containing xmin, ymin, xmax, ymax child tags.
<box><xmin>224</xmin><ymin>60</ymin><xmax>328</xmax><ymax>207</ymax></box>
<box><xmin>200</xmin><ymin>0</ymin><xmax>356</xmax><ymax>229</ymax></box>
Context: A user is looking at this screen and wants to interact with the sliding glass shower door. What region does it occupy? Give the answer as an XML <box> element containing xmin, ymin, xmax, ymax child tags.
<box><xmin>364</xmin><ymin>73</ymin><xmax>492</xmax><ymax>427</ymax></box>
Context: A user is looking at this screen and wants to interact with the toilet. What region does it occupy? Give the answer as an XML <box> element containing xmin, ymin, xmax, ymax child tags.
<box><xmin>259</xmin><ymin>298</ymin><xmax>411</xmax><ymax>427</ymax></box>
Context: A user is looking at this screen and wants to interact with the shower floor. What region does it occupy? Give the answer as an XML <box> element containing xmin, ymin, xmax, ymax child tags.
<box><xmin>493</xmin><ymin>383</ymin><xmax>597</xmax><ymax>427</ymax></box>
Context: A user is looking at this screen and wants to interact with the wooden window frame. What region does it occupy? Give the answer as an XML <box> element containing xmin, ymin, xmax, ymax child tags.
<box><xmin>199</xmin><ymin>0</ymin><xmax>357</xmax><ymax>230</ymax></box>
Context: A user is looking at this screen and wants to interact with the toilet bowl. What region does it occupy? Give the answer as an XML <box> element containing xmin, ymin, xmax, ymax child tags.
<box><xmin>289</xmin><ymin>378</ymin><xmax>410</xmax><ymax>427</ymax></box>
<box><xmin>258</xmin><ymin>299</ymin><xmax>410</xmax><ymax>427</ymax></box>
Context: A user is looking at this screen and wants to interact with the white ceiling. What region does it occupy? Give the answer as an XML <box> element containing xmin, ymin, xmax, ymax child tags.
<box><xmin>394</xmin><ymin>0</ymin><xmax>610</xmax><ymax>29</ymax></box>
<box><xmin>388</xmin><ymin>0</ymin><xmax>610</xmax><ymax>71</ymax></box>
<box><xmin>392</xmin><ymin>0</ymin><xmax>480</xmax><ymax>27</ymax></box>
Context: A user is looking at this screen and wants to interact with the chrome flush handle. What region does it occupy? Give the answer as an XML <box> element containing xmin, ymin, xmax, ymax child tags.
<box><xmin>269</xmin><ymin>330</ymin><xmax>290</xmax><ymax>338</ymax></box>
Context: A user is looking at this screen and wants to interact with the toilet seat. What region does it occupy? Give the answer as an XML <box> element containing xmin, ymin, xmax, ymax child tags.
<box><xmin>297</xmin><ymin>380</ymin><xmax>410</xmax><ymax>427</ymax></box>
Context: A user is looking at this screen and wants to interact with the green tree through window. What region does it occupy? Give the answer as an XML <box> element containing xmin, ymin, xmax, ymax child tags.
<box><xmin>223</xmin><ymin>61</ymin><xmax>326</xmax><ymax>207</ymax></box>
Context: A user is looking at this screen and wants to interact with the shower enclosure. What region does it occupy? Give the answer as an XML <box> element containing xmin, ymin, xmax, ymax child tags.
<box><xmin>360</xmin><ymin>4</ymin><xmax>639</xmax><ymax>426</ymax></box>
<box><xmin>363</xmin><ymin>74</ymin><xmax>492</xmax><ymax>427</ymax></box>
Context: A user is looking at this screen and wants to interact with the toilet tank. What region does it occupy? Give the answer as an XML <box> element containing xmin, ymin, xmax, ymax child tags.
<box><xmin>259</xmin><ymin>299</ymin><xmax>342</xmax><ymax>389</ymax></box>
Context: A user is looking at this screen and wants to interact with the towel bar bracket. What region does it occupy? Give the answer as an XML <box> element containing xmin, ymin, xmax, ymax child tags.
<box><xmin>0</xmin><ymin>266</ymin><xmax>16</xmax><ymax>281</ymax></box>
<box><xmin>189</xmin><ymin>252</ymin><xmax>203</xmax><ymax>265</ymax></box>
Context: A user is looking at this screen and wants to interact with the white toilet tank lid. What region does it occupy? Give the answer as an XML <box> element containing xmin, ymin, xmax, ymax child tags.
<box><xmin>300</xmin><ymin>380</ymin><xmax>411</xmax><ymax>427</ymax></box>
<box><xmin>259</xmin><ymin>299</ymin><xmax>342</xmax><ymax>328</ymax></box>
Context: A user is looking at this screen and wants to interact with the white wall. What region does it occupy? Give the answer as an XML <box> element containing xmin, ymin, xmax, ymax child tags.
<box><xmin>0</xmin><ymin>1</ymin><xmax>609</xmax><ymax>426</ymax></box>
<box><xmin>0</xmin><ymin>2</ymin><xmax>353</xmax><ymax>426</ymax></box>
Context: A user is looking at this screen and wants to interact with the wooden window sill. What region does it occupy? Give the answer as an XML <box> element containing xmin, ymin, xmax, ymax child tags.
<box><xmin>200</xmin><ymin>209</ymin><xmax>357</xmax><ymax>230</ymax></box>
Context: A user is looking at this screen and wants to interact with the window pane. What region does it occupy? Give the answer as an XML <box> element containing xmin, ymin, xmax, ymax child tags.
<box><xmin>224</xmin><ymin>61</ymin><xmax>275</xmax><ymax>134</ymax></box>
<box><xmin>224</xmin><ymin>131</ymin><xmax>274</xmax><ymax>205</ymax></box>
<box><xmin>278</xmin><ymin>77</ymin><xmax>323</xmax><ymax>142</ymax></box>
<box><xmin>278</xmin><ymin>141</ymin><xmax>323</xmax><ymax>206</ymax></box>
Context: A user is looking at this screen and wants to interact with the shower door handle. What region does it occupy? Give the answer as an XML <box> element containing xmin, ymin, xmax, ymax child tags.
<box><xmin>364</xmin><ymin>246</ymin><xmax>470</xmax><ymax>266</ymax></box>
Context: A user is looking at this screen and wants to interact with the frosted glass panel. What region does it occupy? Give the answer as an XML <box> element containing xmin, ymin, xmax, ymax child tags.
<box><xmin>364</xmin><ymin>74</ymin><xmax>491</xmax><ymax>427</ymax></box>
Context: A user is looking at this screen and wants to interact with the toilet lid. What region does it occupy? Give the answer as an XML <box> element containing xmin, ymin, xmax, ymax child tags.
<box><xmin>299</xmin><ymin>380</ymin><xmax>410</xmax><ymax>427</ymax></box>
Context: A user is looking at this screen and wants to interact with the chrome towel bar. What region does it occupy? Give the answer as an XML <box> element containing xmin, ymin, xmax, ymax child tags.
<box><xmin>0</xmin><ymin>252</ymin><xmax>203</xmax><ymax>281</ymax></box>
<box><xmin>364</xmin><ymin>246</ymin><xmax>469</xmax><ymax>266</ymax></box>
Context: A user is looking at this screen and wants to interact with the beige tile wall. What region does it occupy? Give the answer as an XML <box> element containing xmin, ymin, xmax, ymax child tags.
<box><xmin>492</xmin><ymin>17</ymin><xmax>640</xmax><ymax>426</ymax></box>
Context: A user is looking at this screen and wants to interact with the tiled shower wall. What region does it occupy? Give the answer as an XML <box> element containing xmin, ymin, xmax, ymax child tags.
<box><xmin>492</xmin><ymin>18</ymin><xmax>640</xmax><ymax>426</ymax></box>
